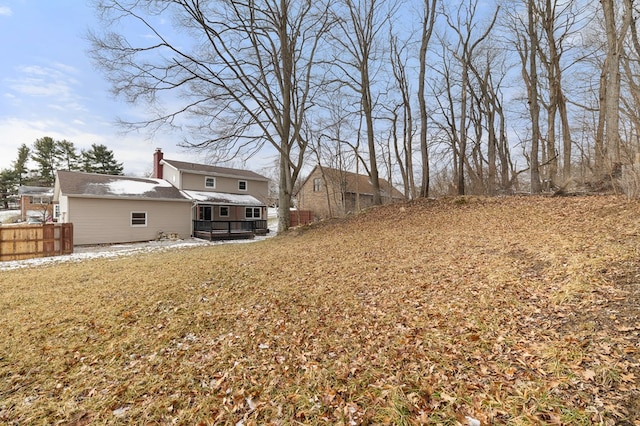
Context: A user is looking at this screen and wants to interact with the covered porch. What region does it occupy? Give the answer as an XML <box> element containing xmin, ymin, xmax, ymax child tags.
<box><xmin>186</xmin><ymin>191</ymin><xmax>269</xmax><ymax>240</ymax></box>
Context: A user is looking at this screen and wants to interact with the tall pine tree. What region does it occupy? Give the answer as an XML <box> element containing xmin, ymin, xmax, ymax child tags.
<box><xmin>13</xmin><ymin>143</ymin><xmax>30</xmax><ymax>186</ymax></box>
<box><xmin>31</xmin><ymin>136</ymin><xmax>60</xmax><ymax>186</ymax></box>
<box><xmin>82</xmin><ymin>144</ymin><xmax>124</xmax><ymax>175</ymax></box>
<box><xmin>57</xmin><ymin>140</ymin><xmax>82</xmax><ymax>171</ymax></box>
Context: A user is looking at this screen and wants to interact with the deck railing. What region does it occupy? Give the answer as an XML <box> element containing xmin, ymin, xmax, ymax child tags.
<box><xmin>192</xmin><ymin>220</ymin><xmax>268</xmax><ymax>237</ymax></box>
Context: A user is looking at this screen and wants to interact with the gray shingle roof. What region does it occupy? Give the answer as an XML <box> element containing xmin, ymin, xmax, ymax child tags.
<box><xmin>56</xmin><ymin>170</ymin><xmax>190</xmax><ymax>201</ymax></box>
<box><xmin>162</xmin><ymin>159</ymin><xmax>269</xmax><ymax>181</ymax></box>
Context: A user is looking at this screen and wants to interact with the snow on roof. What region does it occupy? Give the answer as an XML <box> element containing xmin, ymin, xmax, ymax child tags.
<box><xmin>104</xmin><ymin>178</ymin><xmax>172</xmax><ymax>196</ymax></box>
<box><xmin>18</xmin><ymin>186</ymin><xmax>54</xmax><ymax>196</ymax></box>
<box><xmin>57</xmin><ymin>171</ymin><xmax>188</xmax><ymax>201</ymax></box>
<box><xmin>182</xmin><ymin>190</ymin><xmax>264</xmax><ymax>206</ymax></box>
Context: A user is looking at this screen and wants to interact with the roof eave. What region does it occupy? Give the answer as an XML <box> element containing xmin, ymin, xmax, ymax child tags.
<box><xmin>62</xmin><ymin>194</ymin><xmax>191</xmax><ymax>202</ymax></box>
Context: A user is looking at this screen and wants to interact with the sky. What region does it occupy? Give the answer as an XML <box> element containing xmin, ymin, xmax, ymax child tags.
<box><xmin>0</xmin><ymin>1</ymin><xmax>266</xmax><ymax>177</ymax></box>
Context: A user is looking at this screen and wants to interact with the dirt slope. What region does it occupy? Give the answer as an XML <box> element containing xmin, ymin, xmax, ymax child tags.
<box><xmin>0</xmin><ymin>195</ymin><xmax>638</xmax><ymax>425</ymax></box>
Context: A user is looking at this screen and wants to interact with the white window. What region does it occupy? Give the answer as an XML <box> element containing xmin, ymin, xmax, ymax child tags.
<box><xmin>245</xmin><ymin>207</ymin><xmax>261</xmax><ymax>219</ymax></box>
<box><xmin>220</xmin><ymin>206</ymin><xmax>229</xmax><ymax>217</ymax></box>
<box><xmin>131</xmin><ymin>211</ymin><xmax>147</xmax><ymax>227</ymax></box>
<box><xmin>238</xmin><ymin>180</ymin><xmax>248</xmax><ymax>191</ymax></box>
<box><xmin>53</xmin><ymin>204</ymin><xmax>60</xmax><ymax>220</ymax></box>
<box><xmin>30</xmin><ymin>196</ymin><xmax>49</xmax><ymax>205</ymax></box>
<box><xmin>205</xmin><ymin>176</ymin><xmax>216</xmax><ymax>188</ymax></box>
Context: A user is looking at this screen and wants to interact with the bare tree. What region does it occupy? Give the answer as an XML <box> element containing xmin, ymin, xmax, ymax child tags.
<box><xmin>507</xmin><ymin>0</ymin><xmax>544</xmax><ymax>193</ymax></box>
<box><xmin>388</xmin><ymin>30</ymin><xmax>416</xmax><ymax>199</ymax></box>
<box><xmin>442</xmin><ymin>0</ymin><xmax>499</xmax><ymax>195</ymax></box>
<box><xmin>599</xmin><ymin>0</ymin><xmax>632</xmax><ymax>171</ymax></box>
<box><xmin>89</xmin><ymin>0</ymin><xmax>333</xmax><ymax>231</ymax></box>
<box><xmin>418</xmin><ymin>0</ymin><xmax>437</xmax><ymax>198</ymax></box>
<box><xmin>328</xmin><ymin>0</ymin><xmax>398</xmax><ymax>205</ymax></box>
<box><xmin>537</xmin><ymin>0</ymin><xmax>579</xmax><ymax>185</ymax></box>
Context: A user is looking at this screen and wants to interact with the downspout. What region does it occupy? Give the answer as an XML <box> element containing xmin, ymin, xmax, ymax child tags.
<box><xmin>190</xmin><ymin>201</ymin><xmax>198</xmax><ymax>237</ymax></box>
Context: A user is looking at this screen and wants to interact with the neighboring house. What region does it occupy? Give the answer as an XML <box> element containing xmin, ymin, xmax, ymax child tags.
<box><xmin>53</xmin><ymin>149</ymin><xmax>270</xmax><ymax>245</ymax></box>
<box><xmin>18</xmin><ymin>186</ymin><xmax>54</xmax><ymax>222</ymax></box>
<box><xmin>297</xmin><ymin>165</ymin><xmax>405</xmax><ymax>219</ymax></box>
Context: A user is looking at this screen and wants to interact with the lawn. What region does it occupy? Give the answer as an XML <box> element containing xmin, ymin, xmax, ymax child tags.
<box><xmin>0</xmin><ymin>195</ymin><xmax>638</xmax><ymax>425</ymax></box>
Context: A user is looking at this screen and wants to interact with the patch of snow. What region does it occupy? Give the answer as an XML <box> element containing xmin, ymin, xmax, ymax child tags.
<box><xmin>105</xmin><ymin>178</ymin><xmax>171</xmax><ymax>195</ymax></box>
<box><xmin>0</xmin><ymin>210</ymin><xmax>20</xmax><ymax>223</ymax></box>
<box><xmin>0</xmin><ymin>234</ymin><xmax>276</xmax><ymax>271</ymax></box>
<box><xmin>182</xmin><ymin>190</ymin><xmax>263</xmax><ymax>205</ymax></box>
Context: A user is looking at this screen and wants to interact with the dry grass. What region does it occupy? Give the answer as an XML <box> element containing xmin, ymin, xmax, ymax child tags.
<box><xmin>1</xmin><ymin>195</ymin><xmax>639</xmax><ymax>425</ymax></box>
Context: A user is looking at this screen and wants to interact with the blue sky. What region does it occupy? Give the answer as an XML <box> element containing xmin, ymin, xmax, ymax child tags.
<box><xmin>0</xmin><ymin>1</ymin><xmax>211</xmax><ymax>176</ymax></box>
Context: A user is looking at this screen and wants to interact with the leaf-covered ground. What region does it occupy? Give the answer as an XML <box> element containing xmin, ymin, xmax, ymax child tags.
<box><xmin>0</xmin><ymin>195</ymin><xmax>638</xmax><ymax>425</ymax></box>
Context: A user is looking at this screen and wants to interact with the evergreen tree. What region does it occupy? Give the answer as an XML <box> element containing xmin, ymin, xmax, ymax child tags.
<box><xmin>81</xmin><ymin>144</ymin><xmax>124</xmax><ymax>175</ymax></box>
<box><xmin>31</xmin><ymin>136</ymin><xmax>60</xmax><ymax>186</ymax></box>
<box><xmin>0</xmin><ymin>168</ymin><xmax>18</xmax><ymax>209</ymax></box>
<box><xmin>13</xmin><ymin>143</ymin><xmax>30</xmax><ymax>186</ymax></box>
<box><xmin>57</xmin><ymin>140</ymin><xmax>82</xmax><ymax>171</ymax></box>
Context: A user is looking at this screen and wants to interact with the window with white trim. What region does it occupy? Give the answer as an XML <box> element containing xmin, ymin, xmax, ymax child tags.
<box><xmin>131</xmin><ymin>211</ymin><xmax>147</xmax><ymax>227</ymax></box>
<box><xmin>220</xmin><ymin>206</ymin><xmax>229</xmax><ymax>217</ymax></box>
<box><xmin>53</xmin><ymin>204</ymin><xmax>60</xmax><ymax>220</ymax></box>
<box><xmin>205</xmin><ymin>176</ymin><xmax>216</xmax><ymax>188</ymax></box>
<box><xmin>30</xmin><ymin>196</ymin><xmax>49</xmax><ymax>205</ymax></box>
<box><xmin>245</xmin><ymin>207</ymin><xmax>261</xmax><ymax>219</ymax></box>
<box><xmin>238</xmin><ymin>180</ymin><xmax>247</xmax><ymax>191</ymax></box>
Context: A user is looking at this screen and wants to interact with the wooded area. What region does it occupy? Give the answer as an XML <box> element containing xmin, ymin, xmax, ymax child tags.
<box><xmin>88</xmin><ymin>0</ymin><xmax>640</xmax><ymax>228</ymax></box>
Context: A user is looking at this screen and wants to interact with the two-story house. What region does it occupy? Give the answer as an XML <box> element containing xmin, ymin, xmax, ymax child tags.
<box><xmin>153</xmin><ymin>149</ymin><xmax>270</xmax><ymax>240</ymax></box>
<box><xmin>53</xmin><ymin>149</ymin><xmax>270</xmax><ymax>245</ymax></box>
<box><xmin>18</xmin><ymin>186</ymin><xmax>55</xmax><ymax>222</ymax></box>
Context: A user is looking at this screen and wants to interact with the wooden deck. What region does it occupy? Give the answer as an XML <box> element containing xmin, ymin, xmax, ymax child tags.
<box><xmin>194</xmin><ymin>229</ymin><xmax>255</xmax><ymax>241</ymax></box>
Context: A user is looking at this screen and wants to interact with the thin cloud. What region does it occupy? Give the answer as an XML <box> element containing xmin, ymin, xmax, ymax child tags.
<box><xmin>0</xmin><ymin>6</ymin><xmax>12</xmax><ymax>16</ymax></box>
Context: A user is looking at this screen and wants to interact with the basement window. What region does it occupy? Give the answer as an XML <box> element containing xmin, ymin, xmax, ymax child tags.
<box><xmin>131</xmin><ymin>211</ymin><xmax>147</xmax><ymax>227</ymax></box>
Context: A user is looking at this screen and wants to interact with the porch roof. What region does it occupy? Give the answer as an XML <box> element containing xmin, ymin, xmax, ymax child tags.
<box><xmin>183</xmin><ymin>190</ymin><xmax>264</xmax><ymax>206</ymax></box>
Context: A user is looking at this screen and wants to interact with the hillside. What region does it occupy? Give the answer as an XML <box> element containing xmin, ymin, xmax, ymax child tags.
<box><xmin>0</xmin><ymin>195</ymin><xmax>638</xmax><ymax>425</ymax></box>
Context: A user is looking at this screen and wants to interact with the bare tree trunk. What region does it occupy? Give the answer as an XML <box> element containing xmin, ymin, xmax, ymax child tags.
<box><xmin>528</xmin><ymin>0</ymin><xmax>542</xmax><ymax>193</ymax></box>
<box><xmin>418</xmin><ymin>0</ymin><xmax>437</xmax><ymax>198</ymax></box>
<box><xmin>601</xmin><ymin>0</ymin><xmax>632</xmax><ymax>169</ymax></box>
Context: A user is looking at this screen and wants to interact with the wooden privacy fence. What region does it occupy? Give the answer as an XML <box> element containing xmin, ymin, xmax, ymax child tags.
<box><xmin>289</xmin><ymin>210</ymin><xmax>314</xmax><ymax>227</ymax></box>
<box><xmin>0</xmin><ymin>223</ymin><xmax>73</xmax><ymax>261</ymax></box>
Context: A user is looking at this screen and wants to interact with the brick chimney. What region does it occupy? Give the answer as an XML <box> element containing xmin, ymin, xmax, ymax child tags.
<box><xmin>153</xmin><ymin>148</ymin><xmax>164</xmax><ymax>179</ymax></box>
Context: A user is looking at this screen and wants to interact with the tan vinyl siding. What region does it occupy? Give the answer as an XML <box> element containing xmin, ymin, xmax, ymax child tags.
<box><xmin>181</xmin><ymin>172</ymin><xmax>270</xmax><ymax>204</ymax></box>
<box><xmin>66</xmin><ymin>197</ymin><xmax>191</xmax><ymax>245</ymax></box>
<box><xmin>163</xmin><ymin>167</ymin><xmax>181</xmax><ymax>187</ymax></box>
